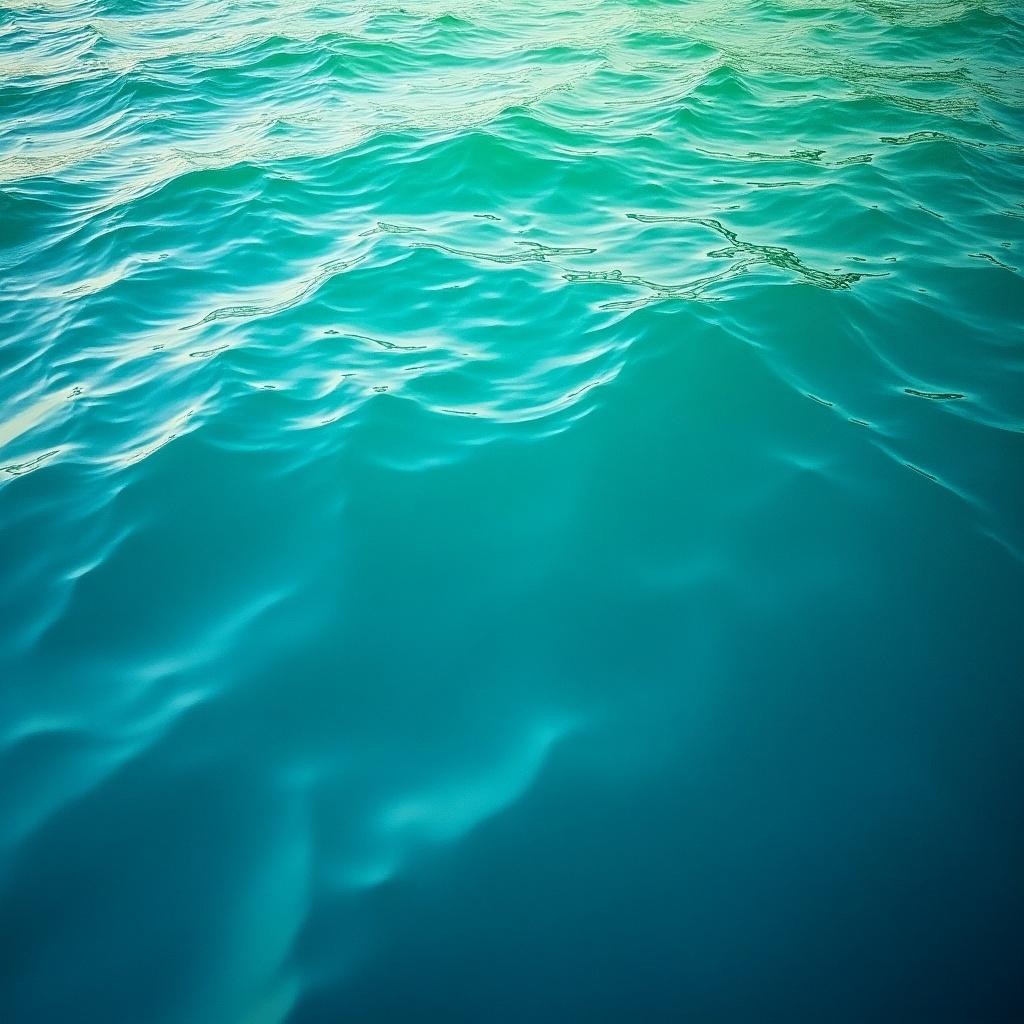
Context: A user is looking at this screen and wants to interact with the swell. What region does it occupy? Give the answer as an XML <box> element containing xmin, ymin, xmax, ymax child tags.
<box><xmin>3</xmin><ymin>0</ymin><xmax>1021</xmax><ymax>629</ymax></box>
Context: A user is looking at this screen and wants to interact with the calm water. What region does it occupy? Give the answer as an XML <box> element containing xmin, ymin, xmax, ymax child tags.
<box><xmin>2</xmin><ymin>0</ymin><xmax>1024</xmax><ymax>1020</ymax></box>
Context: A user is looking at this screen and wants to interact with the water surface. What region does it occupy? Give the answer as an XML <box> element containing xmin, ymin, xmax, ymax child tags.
<box><xmin>2</xmin><ymin>0</ymin><xmax>1023</xmax><ymax>1020</ymax></box>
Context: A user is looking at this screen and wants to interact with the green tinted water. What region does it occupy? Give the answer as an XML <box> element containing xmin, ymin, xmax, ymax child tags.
<box><xmin>2</xmin><ymin>1</ymin><xmax>1023</xmax><ymax>1020</ymax></box>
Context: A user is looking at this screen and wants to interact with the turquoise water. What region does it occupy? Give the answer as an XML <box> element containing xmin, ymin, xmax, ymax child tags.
<box><xmin>2</xmin><ymin>0</ymin><xmax>1024</xmax><ymax>1019</ymax></box>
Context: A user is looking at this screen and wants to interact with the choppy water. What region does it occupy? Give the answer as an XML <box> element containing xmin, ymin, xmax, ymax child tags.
<box><xmin>2</xmin><ymin>0</ymin><xmax>1024</xmax><ymax>1019</ymax></box>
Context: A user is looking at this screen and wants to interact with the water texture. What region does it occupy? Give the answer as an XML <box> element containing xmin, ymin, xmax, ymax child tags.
<box><xmin>2</xmin><ymin>0</ymin><xmax>1023</xmax><ymax>1019</ymax></box>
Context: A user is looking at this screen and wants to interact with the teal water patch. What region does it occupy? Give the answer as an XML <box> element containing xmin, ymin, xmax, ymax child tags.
<box><xmin>2</xmin><ymin>0</ymin><xmax>1023</xmax><ymax>1020</ymax></box>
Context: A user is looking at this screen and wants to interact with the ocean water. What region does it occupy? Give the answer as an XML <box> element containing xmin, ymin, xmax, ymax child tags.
<box><xmin>2</xmin><ymin>0</ymin><xmax>1023</xmax><ymax>1019</ymax></box>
